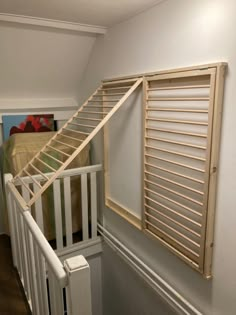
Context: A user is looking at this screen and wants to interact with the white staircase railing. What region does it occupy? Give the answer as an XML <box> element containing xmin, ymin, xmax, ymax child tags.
<box><xmin>5</xmin><ymin>173</ymin><xmax>92</xmax><ymax>315</ymax></box>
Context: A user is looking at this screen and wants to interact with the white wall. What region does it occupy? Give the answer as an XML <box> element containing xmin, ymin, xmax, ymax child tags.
<box><xmin>102</xmin><ymin>243</ymin><xmax>176</xmax><ymax>315</ymax></box>
<box><xmin>0</xmin><ymin>22</ymin><xmax>96</xmax><ymax>101</ymax></box>
<box><xmin>79</xmin><ymin>1</ymin><xmax>236</xmax><ymax>314</ymax></box>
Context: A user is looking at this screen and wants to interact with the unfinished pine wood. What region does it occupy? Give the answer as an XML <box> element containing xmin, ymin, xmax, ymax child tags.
<box><xmin>147</xmin><ymin>84</ymin><xmax>210</xmax><ymax>91</ymax></box>
<box><xmin>143</xmin><ymin>64</ymin><xmax>227</xmax><ymax>277</ymax></box>
<box><xmin>145</xmin><ymin>203</ymin><xmax>200</xmax><ymax>237</ymax></box>
<box><xmin>146</xmin><ymin>127</ymin><xmax>207</xmax><ymax>138</ymax></box>
<box><xmin>144</xmin><ymin>195</ymin><xmax>201</xmax><ymax>228</ymax></box>
<box><xmin>105</xmin><ymin>198</ymin><xmax>142</xmax><ymax>230</ymax></box>
<box><xmin>145</xmin><ymin>170</ymin><xmax>203</xmax><ymax>195</ymax></box>
<box><xmin>13</xmin><ymin>78</ymin><xmax>143</xmax><ymax>207</ymax></box>
<box><xmin>146</xmin><ymin>117</ymin><xmax>208</xmax><ymax>125</ymax></box>
<box><xmin>145</xmin><ymin>162</ymin><xmax>204</xmax><ymax>184</ymax></box>
<box><xmin>142</xmin><ymin>78</ymin><xmax>148</xmax><ymax>230</ymax></box>
<box><xmin>145</xmin><ymin>153</ymin><xmax>205</xmax><ymax>173</ymax></box>
<box><xmin>203</xmin><ymin>64</ymin><xmax>226</xmax><ymax>278</ymax></box>
<box><xmin>146</xmin><ymin>108</ymin><xmax>209</xmax><ymax>113</ymax></box>
<box><xmin>102</xmin><ymin>62</ymin><xmax>226</xmax><ymax>83</ymax></box>
<box><xmin>147</xmin><ymin>97</ymin><xmax>209</xmax><ymax>101</ymax></box>
<box><xmin>144</xmin><ymin>187</ymin><xmax>202</xmax><ymax>217</ymax></box>
<box><xmin>146</xmin><ymin>136</ymin><xmax>206</xmax><ymax>149</ymax></box>
<box><xmin>198</xmin><ymin>69</ymin><xmax>216</xmax><ymax>273</ymax></box>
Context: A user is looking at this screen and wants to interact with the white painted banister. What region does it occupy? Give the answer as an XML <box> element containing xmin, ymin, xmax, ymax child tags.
<box><xmin>5</xmin><ymin>172</ymin><xmax>94</xmax><ymax>315</ymax></box>
<box><xmin>9</xmin><ymin>164</ymin><xmax>103</xmax><ymax>251</ymax></box>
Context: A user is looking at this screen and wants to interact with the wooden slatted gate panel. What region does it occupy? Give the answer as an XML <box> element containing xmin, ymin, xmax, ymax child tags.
<box><xmin>143</xmin><ymin>65</ymin><xmax>226</xmax><ymax>277</ymax></box>
<box><xmin>12</xmin><ymin>78</ymin><xmax>143</xmax><ymax>208</ymax></box>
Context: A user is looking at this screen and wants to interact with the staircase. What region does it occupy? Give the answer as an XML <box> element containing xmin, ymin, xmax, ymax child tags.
<box><xmin>13</xmin><ymin>78</ymin><xmax>143</xmax><ymax>207</ymax></box>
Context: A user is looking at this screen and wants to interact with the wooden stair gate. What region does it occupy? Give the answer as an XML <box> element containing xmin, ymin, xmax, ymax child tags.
<box><xmin>12</xmin><ymin>78</ymin><xmax>143</xmax><ymax>207</ymax></box>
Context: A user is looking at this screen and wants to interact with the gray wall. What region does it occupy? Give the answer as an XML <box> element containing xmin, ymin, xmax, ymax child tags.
<box><xmin>102</xmin><ymin>242</ymin><xmax>176</xmax><ymax>315</ymax></box>
<box><xmin>88</xmin><ymin>254</ymin><xmax>103</xmax><ymax>315</ymax></box>
<box><xmin>79</xmin><ymin>1</ymin><xmax>236</xmax><ymax>314</ymax></box>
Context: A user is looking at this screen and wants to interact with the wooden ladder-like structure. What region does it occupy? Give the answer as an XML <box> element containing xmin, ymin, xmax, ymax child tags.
<box><xmin>12</xmin><ymin>78</ymin><xmax>143</xmax><ymax>207</ymax></box>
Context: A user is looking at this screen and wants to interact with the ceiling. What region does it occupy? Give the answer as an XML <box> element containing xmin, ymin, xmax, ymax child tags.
<box><xmin>0</xmin><ymin>0</ymin><xmax>164</xmax><ymax>27</ymax></box>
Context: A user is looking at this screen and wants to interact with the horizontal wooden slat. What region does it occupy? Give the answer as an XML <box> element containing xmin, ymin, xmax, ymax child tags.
<box><xmin>59</xmin><ymin>133</ymin><xmax>83</xmax><ymax>143</ymax></box>
<box><xmin>68</xmin><ymin>122</ymin><xmax>95</xmax><ymax>129</ymax></box>
<box><xmin>52</xmin><ymin>139</ymin><xmax>77</xmax><ymax>150</ymax></box>
<box><xmin>145</xmin><ymin>187</ymin><xmax>202</xmax><ymax>217</ymax></box>
<box><xmin>29</xmin><ymin>163</ymin><xmax>50</xmax><ymax>180</ymax></box>
<box><xmin>80</xmin><ymin>111</ymin><xmax>109</xmax><ymax>115</ymax></box>
<box><xmin>146</xmin><ymin>117</ymin><xmax>208</xmax><ymax>126</ymax></box>
<box><xmin>145</xmin><ymin>212</ymin><xmax>200</xmax><ymax>247</ymax></box>
<box><xmin>23</xmin><ymin>170</ymin><xmax>42</xmax><ymax>189</ymax></box>
<box><xmin>74</xmin><ymin>116</ymin><xmax>102</xmax><ymax>122</ymax></box>
<box><xmin>145</xmin><ymin>179</ymin><xmax>203</xmax><ymax>206</ymax></box>
<box><xmin>96</xmin><ymin>92</ymin><xmax>126</xmax><ymax>96</ymax></box>
<box><xmin>145</xmin><ymin>196</ymin><xmax>201</xmax><ymax>227</ymax></box>
<box><xmin>88</xmin><ymin>100</ymin><xmax>119</xmax><ymax>102</ymax></box>
<box><xmin>146</xmin><ymin>108</ymin><xmax>208</xmax><ymax>113</ymax></box>
<box><xmin>46</xmin><ymin>145</ymin><xmax>70</xmax><ymax>157</ymax></box>
<box><xmin>100</xmin><ymin>85</ymin><xmax>132</xmax><ymax>90</ymax></box>
<box><xmin>145</xmin><ymin>162</ymin><xmax>204</xmax><ymax>184</ymax></box>
<box><xmin>62</xmin><ymin>127</ymin><xmax>89</xmax><ymax>135</ymax></box>
<box><xmin>145</xmin><ymin>220</ymin><xmax>199</xmax><ymax>259</ymax></box>
<box><xmin>145</xmin><ymin>145</ymin><xmax>206</xmax><ymax>161</ymax></box>
<box><xmin>145</xmin><ymin>203</ymin><xmax>201</xmax><ymax>237</ymax></box>
<box><xmin>146</xmin><ymin>127</ymin><xmax>207</xmax><ymax>138</ymax></box>
<box><xmin>147</xmin><ymin>85</ymin><xmax>210</xmax><ymax>91</ymax></box>
<box><xmin>35</xmin><ymin>157</ymin><xmax>57</xmax><ymax>172</ymax></box>
<box><xmin>145</xmin><ymin>153</ymin><xmax>205</xmax><ymax>173</ymax></box>
<box><xmin>85</xmin><ymin>105</ymin><xmax>112</xmax><ymax>109</ymax></box>
<box><xmin>102</xmin><ymin>78</ymin><xmax>138</xmax><ymax>85</ymax></box>
<box><xmin>147</xmin><ymin>97</ymin><xmax>209</xmax><ymax>101</ymax></box>
<box><xmin>16</xmin><ymin>176</ymin><xmax>34</xmax><ymax>196</ymax></box>
<box><xmin>41</xmin><ymin>151</ymin><xmax>63</xmax><ymax>165</ymax></box>
<box><xmin>146</xmin><ymin>136</ymin><xmax>206</xmax><ymax>149</ymax></box>
<box><xmin>144</xmin><ymin>170</ymin><xmax>204</xmax><ymax>195</ymax></box>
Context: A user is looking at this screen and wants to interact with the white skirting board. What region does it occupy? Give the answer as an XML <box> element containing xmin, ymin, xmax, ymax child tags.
<box><xmin>98</xmin><ymin>223</ymin><xmax>202</xmax><ymax>315</ymax></box>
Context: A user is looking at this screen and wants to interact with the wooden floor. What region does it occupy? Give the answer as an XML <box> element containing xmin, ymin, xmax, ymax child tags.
<box><xmin>0</xmin><ymin>234</ymin><xmax>31</xmax><ymax>315</ymax></box>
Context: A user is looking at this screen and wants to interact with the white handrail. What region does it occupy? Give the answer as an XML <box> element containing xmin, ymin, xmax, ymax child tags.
<box><xmin>24</xmin><ymin>211</ymin><xmax>68</xmax><ymax>288</ymax></box>
<box><xmin>6</xmin><ymin>171</ymin><xmax>94</xmax><ymax>314</ymax></box>
<box><xmin>13</xmin><ymin>164</ymin><xmax>103</xmax><ymax>185</ymax></box>
<box><xmin>5</xmin><ymin>179</ymin><xmax>67</xmax><ymax>287</ymax></box>
<box><xmin>6</xmin><ymin>180</ymin><xmax>29</xmax><ymax>212</ymax></box>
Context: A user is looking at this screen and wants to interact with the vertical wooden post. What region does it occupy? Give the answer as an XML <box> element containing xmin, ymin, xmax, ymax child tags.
<box><xmin>64</xmin><ymin>255</ymin><xmax>92</xmax><ymax>315</ymax></box>
<box><xmin>4</xmin><ymin>174</ymin><xmax>17</xmax><ymax>266</ymax></box>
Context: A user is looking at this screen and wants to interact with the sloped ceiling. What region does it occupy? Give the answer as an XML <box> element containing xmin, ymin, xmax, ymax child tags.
<box><xmin>0</xmin><ymin>0</ymin><xmax>164</xmax><ymax>27</ymax></box>
<box><xmin>0</xmin><ymin>0</ymin><xmax>164</xmax><ymax>104</ymax></box>
<box><xmin>0</xmin><ymin>23</ymin><xmax>96</xmax><ymax>101</ymax></box>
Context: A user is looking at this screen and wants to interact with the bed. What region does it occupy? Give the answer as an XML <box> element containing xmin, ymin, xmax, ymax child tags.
<box><xmin>0</xmin><ymin>131</ymin><xmax>91</xmax><ymax>240</ymax></box>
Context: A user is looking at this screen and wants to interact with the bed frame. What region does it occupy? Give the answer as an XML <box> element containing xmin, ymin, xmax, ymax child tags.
<box><xmin>4</xmin><ymin>164</ymin><xmax>102</xmax><ymax>315</ymax></box>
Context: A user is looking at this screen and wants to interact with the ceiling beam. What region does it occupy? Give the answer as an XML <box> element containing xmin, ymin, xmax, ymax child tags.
<box><xmin>0</xmin><ymin>13</ymin><xmax>107</xmax><ymax>35</ymax></box>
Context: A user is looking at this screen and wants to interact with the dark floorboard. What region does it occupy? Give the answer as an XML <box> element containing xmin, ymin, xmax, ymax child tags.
<box><xmin>0</xmin><ymin>234</ymin><xmax>31</xmax><ymax>315</ymax></box>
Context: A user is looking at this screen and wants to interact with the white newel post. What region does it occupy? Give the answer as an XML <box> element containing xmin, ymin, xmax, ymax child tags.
<box><xmin>64</xmin><ymin>255</ymin><xmax>92</xmax><ymax>315</ymax></box>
